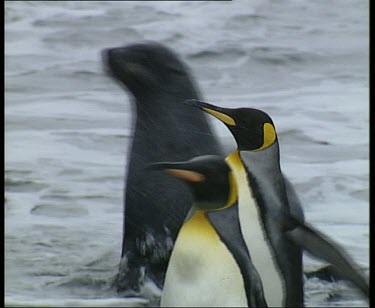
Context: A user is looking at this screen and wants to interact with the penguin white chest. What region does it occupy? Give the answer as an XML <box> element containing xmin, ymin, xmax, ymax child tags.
<box><xmin>161</xmin><ymin>211</ymin><xmax>247</xmax><ymax>307</ymax></box>
<box><xmin>226</xmin><ymin>151</ymin><xmax>285</xmax><ymax>307</ymax></box>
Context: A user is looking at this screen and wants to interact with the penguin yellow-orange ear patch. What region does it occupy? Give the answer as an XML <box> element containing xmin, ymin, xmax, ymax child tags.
<box><xmin>164</xmin><ymin>169</ymin><xmax>206</xmax><ymax>182</ymax></box>
<box><xmin>202</xmin><ymin>108</ymin><xmax>236</xmax><ymax>126</ymax></box>
<box><xmin>254</xmin><ymin>123</ymin><xmax>276</xmax><ymax>151</ymax></box>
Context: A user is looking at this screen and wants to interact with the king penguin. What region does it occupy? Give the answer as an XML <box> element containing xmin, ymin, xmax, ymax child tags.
<box><xmin>151</xmin><ymin>155</ymin><xmax>268</xmax><ymax>307</ymax></box>
<box><xmin>186</xmin><ymin>100</ymin><xmax>369</xmax><ymax>306</ymax></box>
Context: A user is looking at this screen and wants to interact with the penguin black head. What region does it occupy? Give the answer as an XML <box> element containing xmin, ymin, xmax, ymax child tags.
<box><xmin>185</xmin><ymin>100</ymin><xmax>277</xmax><ymax>152</ymax></box>
<box><xmin>150</xmin><ymin>155</ymin><xmax>236</xmax><ymax>211</ymax></box>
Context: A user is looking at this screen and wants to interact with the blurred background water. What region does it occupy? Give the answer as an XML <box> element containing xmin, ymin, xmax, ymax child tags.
<box><xmin>5</xmin><ymin>1</ymin><xmax>369</xmax><ymax>306</ymax></box>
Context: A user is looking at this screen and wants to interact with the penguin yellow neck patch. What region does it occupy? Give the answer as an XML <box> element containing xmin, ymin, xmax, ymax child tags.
<box><xmin>254</xmin><ymin>123</ymin><xmax>276</xmax><ymax>151</ymax></box>
<box><xmin>225</xmin><ymin>171</ymin><xmax>238</xmax><ymax>208</ymax></box>
<box><xmin>165</xmin><ymin>169</ymin><xmax>205</xmax><ymax>182</ymax></box>
<box><xmin>210</xmin><ymin>170</ymin><xmax>238</xmax><ymax>212</ymax></box>
<box><xmin>225</xmin><ymin>151</ymin><xmax>243</xmax><ymax>169</ymax></box>
<box><xmin>184</xmin><ymin>210</ymin><xmax>219</xmax><ymax>239</ymax></box>
<box><xmin>202</xmin><ymin>107</ymin><xmax>236</xmax><ymax>126</ymax></box>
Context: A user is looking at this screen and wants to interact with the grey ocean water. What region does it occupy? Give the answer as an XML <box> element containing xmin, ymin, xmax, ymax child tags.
<box><xmin>5</xmin><ymin>1</ymin><xmax>369</xmax><ymax>307</ymax></box>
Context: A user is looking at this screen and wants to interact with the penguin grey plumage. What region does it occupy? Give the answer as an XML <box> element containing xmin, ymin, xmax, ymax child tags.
<box><xmin>186</xmin><ymin>100</ymin><xmax>369</xmax><ymax>306</ymax></box>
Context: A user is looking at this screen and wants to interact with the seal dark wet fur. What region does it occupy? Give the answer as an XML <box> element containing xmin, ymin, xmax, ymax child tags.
<box><xmin>102</xmin><ymin>42</ymin><xmax>223</xmax><ymax>296</ymax></box>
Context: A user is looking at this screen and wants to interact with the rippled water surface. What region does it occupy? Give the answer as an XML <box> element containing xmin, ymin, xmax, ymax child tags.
<box><xmin>5</xmin><ymin>1</ymin><xmax>369</xmax><ymax>306</ymax></box>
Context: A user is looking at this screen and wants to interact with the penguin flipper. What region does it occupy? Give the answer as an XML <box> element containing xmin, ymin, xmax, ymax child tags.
<box><xmin>206</xmin><ymin>205</ymin><xmax>268</xmax><ymax>307</ymax></box>
<box><xmin>283</xmin><ymin>176</ymin><xmax>305</xmax><ymax>222</ymax></box>
<box><xmin>285</xmin><ymin>221</ymin><xmax>369</xmax><ymax>299</ymax></box>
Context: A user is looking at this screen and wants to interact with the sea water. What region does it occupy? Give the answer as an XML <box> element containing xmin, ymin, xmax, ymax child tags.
<box><xmin>5</xmin><ymin>1</ymin><xmax>369</xmax><ymax>306</ymax></box>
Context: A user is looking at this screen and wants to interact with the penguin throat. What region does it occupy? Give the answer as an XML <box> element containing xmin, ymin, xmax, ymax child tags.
<box><xmin>193</xmin><ymin>172</ymin><xmax>238</xmax><ymax>212</ymax></box>
<box><xmin>182</xmin><ymin>210</ymin><xmax>219</xmax><ymax>239</ymax></box>
<box><xmin>225</xmin><ymin>151</ymin><xmax>243</xmax><ymax>169</ymax></box>
<box><xmin>192</xmin><ymin>201</ymin><xmax>225</xmax><ymax>211</ymax></box>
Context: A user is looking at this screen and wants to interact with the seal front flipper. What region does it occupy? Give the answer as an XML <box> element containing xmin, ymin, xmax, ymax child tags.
<box><xmin>285</xmin><ymin>221</ymin><xmax>369</xmax><ymax>299</ymax></box>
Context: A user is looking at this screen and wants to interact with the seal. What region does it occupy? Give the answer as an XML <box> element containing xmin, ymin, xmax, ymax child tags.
<box><xmin>102</xmin><ymin>42</ymin><xmax>224</xmax><ymax>296</ymax></box>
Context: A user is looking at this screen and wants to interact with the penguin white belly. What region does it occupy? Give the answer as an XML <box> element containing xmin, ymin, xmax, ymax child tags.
<box><xmin>161</xmin><ymin>211</ymin><xmax>247</xmax><ymax>307</ymax></box>
<box><xmin>226</xmin><ymin>152</ymin><xmax>285</xmax><ymax>307</ymax></box>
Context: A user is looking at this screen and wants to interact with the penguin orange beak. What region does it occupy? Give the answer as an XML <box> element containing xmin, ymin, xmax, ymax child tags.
<box><xmin>148</xmin><ymin>162</ymin><xmax>206</xmax><ymax>183</ymax></box>
<box><xmin>185</xmin><ymin>99</ymin><xmax>236</xmax><ymax>126</ymax></box>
